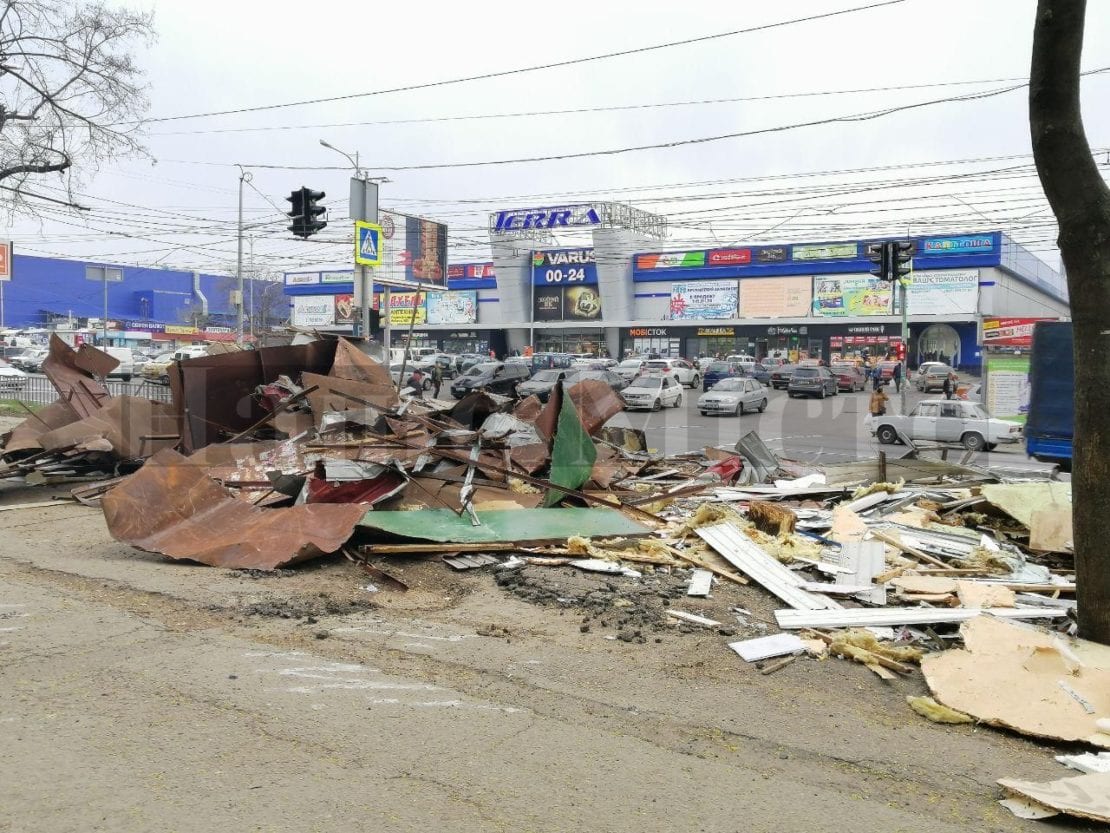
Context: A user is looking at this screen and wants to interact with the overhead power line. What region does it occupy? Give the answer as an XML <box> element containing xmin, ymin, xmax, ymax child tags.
<box><xmin>125</xmin><ymin>1</ymin><xmax>905</xmax><ymax>125</ymax></box>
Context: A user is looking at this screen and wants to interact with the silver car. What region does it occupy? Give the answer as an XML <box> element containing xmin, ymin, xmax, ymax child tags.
<box><xmin>621</xmin><ymin>375</ymin><xmax>683</xmax><ymax>411</ymax></box>
<box><xmin>697</xmin><ymin>377</ymin><xmax>768</xmax><ymax>416</ymax></box>
<box><xmin>872</xmin><ymin>399</ymin><xmax>1022</xmax><ymax>451</ymax></box>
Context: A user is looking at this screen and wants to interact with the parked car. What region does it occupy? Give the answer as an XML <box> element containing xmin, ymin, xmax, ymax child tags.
<box><xmin>425</xmin><ymin>353</ymin><xmax>458</xmax><ymax>379</ymax></box>
<box><xmin>388</xmin><ymin>362</ymin><xmax>436</xmax><ymax>391</ymax></box>
<box><xmin>0</xmin><ymin>358</ymin><xmax>27</xmax><ymax>392</ymax></box>
<box><xmin>916</xmin><ymin>364</ymin><xmax>956</xmax><ymax>392</ymax></box>
<box><xmin>914</xmin><ymin>361</ymin><xmax>949</xmax><ymax>382</ymax></box>
<box><xmin>455</xmin><ymin>353</ymin><xmax>487</xmax><ymax>374</ymax></box>
<box><xmin>616</xmin><ymin>358</ymin><xmax>646</xmax><ymax>382</ymax></box>
<box><xmin>747</xmin><ymin>363</ymin><xmax>771</xmax><ymax>385</ymax></box>
<box><xmin>829</xmin><ymin>362</ymin><xmax>867</xmax><ymax>392</ymax></box>
<box><xmin>621</xmin><ymin>374</ymin><xmax>683</xmax><ymax>411</ymax></box>
<box><xmin>450</xmin><ymin>361</ymin><xmax>531</xmax><ymax>399</ymax></box>
<box><xmin>761</xmin><ymin>356</ymin><xmax>788</xmax><ymax>370</ymax></box>
<box><xmin>643</xmin><ymin>358</ymin><xmax>700</xmax><ymax>388</ymax></box>
<box><xmin>787</xmin><ymin>366</ymin><xmax>839</xmax><ymax>399</ymax></box>
<box><xmin>701</xmin><ymin>360</ymin><xmax>745</xmax><ymax>391</ymax></box>
<box><xmin>769</xmin><ymin>363</ymin><xmax>799</xmax><ymax>390</ymax></box>
<box><xmin>871</xmin><ymin>399</ymin><xmax>1022</xmax><ymax>451</ymax></box>
<box><xmin>697</xmin><ymin>377</ymin><xmax>768</xmax><ymax>416</ymax></box>
<box><xmin>11</xmin><ymin>347</ymin><xmax>47</xmax><ymax>372</ymax></box>
<box><xmin>102</xmin><ymin>346</ymin><xmax>134</xmax><ymax>381</ymax></box>
<box><xmin>574</xmin><ymin>368</ymin><xmax>627</xmax><ymax>393</ymax></box>
<box><xmin>140</xmin><ymin>352</ymin><xmax>178</xmax><ymax>384</ymax></box>
<box><xmin>516</xmin><ymin>368</ymin><xmax>578</xmax><ymax>402</ymax></box>
<box><xmin>528</xmin><ymin>352</ymin><xmax>575</xmax><ymax>372</ymax></box>
<box><xmin>876</xmin><ymin>360</ymin><xmax>900</xmax><ymax>385</ymax></box>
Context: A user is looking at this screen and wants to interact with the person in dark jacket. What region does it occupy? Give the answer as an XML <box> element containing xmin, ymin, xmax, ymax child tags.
<box><xmin>892</xmin><ymin>362</ymin><xmax>903</xmax><ymax>393</ymax></box>
<box><xmin>431</xmin><ymin>363</ymin><xmax>443</xmax><ymax>398</ymax></box>
<box><xmin>942</xmin><ymin>372</ymin><xmax>954</xmax><ymax>400</ymax></box>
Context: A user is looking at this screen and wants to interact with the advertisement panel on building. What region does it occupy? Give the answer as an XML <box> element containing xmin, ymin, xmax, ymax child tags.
<box><xmin>738</xmin><ymin>276</ymin><xmax>811</xmax><ymax>317</ymax></box>
<box><xmin>426</xmin><ymin>290</ymin><xmax>478</xmax><ymax>325</ymax></box>
<box><xmin>792</xmin><ymin>242</ymin><xmax>857</xmax><ymax>261</ymax></box>
<box><xmin>897</xmin><ymin>269</ymin><xmax>979</xmax><ymax>315</ymax></box>
<box><xmin>635</xmin><ymin>251</ymin><xmax>706</xmax><ymax>270</ymax></box>
<box><xmin>371</xmin><ymin>211</ymin><xmax>448</xmax><ymax>286</ymax></box>
<box><xmin>812</xmin><ymin>275</ymin><xmax>893</xmax><ymax>317</ymax></box>
<box><xmin>378</xmin><ymin>290</ymin><xmax>427</xmax><ymax>325</ymax></box>
<box><xmin>292</xmin><ymin>295</ymin><xmax>335</xmax><ymax>327</ymax></box>
<box><xmin>532</xmin><ymin>285</ymin><xmax>602</xmax><ymax>322</ymax></box>
<box><xmin>982</xmin><ymin>316</ymin><xmax>1053</xmax><ymax>348</ymax></box>
<box><xmin>920</xmin><ymin>234</ymin><xmax>995</xmax><ymax>255</ymax></box>
<box><xmin>668</xmin><ymin>280</ymin><xmax>737</xmax><ymax>320</ymax></box>
<box><xmin>285</xmin><ymin>272</ymin><xmax>320</xmax><ymax>286</ymax></box>
<box><xmin>530</xmin><ymin>249</ymin><xmax>598</xmax><ymax>285</ymax></box>
<box><xmin>334</xmin><ymin>294</ymin><xmax>356</xmax><ymax>325</ymax></box>
<box><xmin>985</xmin><ymin>354</ymin><xmax>1031</xmax><ymax>423</ymax></box>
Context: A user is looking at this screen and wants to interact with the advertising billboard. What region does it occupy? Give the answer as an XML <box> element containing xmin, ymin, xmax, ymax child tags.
<box><xmin>738</xmin><ymin>276</ymin><xmax>811</xmax><ymax>318</ymax></box>
<box><xmin>334</xmin><ymin>294</ymin><xmax>356</xmax><ymax>325</ymax></box>
<box><xmin>812</xmin><ymin>275</ymin><xmax>893</xmax><ymax>317</ymax></box>
<box><xmin>372</xmin><ymin>210</ymin><xmax>448</xmax><ymax>287</ymax></box>
<box><xmin>898</xmin><ymin>269</ymin><xmax>979</xmax><ymax>315</ymax></box>
<box><xmin>426</xmin><ymin>290</ymin><xmax>478</xmax><ymax>325</ymax></box>
<box><xmin>791</xmin><ymin>242</ymin><xmax>858</xmax><ymax>261</ymax></box>
<box><xmin>985</xmin><ymin>354</ymin><xmax>1031</xmax><ymax>423</ymax></box>
<box><xmin>982</xmin><ymin>317</ymin><xmax>1053</xmax><ymax>348</ymax></box>
<box><xmin>668</xmin><ymin>280</ymin><xmax>737</xmax><ymax>320</ymax></box>
<box><xmin>373</xmin><ymin>290</ymin><xmax>427</xmax><ymax>325</ymax></box>
<box><xmin>531</xmin><ymin>248</ymin><xmax>598</xmax><ymax>285</ymax></box>
<box><xmin>292</xmin><ymin>295</ymin><xmax>335</xmax><ymax>327</ymax></box>
<box><xmin>532</xmin><ymin>285</ymin><xmax>602</xmax><ymax>322</ymax></box>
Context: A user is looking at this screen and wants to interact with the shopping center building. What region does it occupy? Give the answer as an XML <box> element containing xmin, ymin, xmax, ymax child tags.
<box><xmin>284</xmin><ymin>203</ymin><xmax>1070</xmax><ymax>370</ymax></box>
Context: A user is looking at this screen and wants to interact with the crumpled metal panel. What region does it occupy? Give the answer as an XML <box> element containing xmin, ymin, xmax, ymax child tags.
<box><xmin>41</xmin><ymin>334</ymin><xmax>113</xmax><ymax>419</ymax></box>
<box><xmin>172</xmin><ymin>339</ymin><xmax>339</xmax><ymax>451</ymax></box>
<box><xmin>102</xmin><ymin>448</ymin><xmax>366</xmax><ymax>569</ymax></box>
<box><xmin>329</xmin><ymin>338</ymin><xmax>395</xmax><ymax>388</ymax></box>
<box><xmin>38</xmin><ymin>396</ymin><xmax>180</xmax><ymax>459</ymax></box>
<box><xmin>302</xmin><ymin>372</ymin><xmax>398</xmax><ymax>428</ymax></box>
<box><xmin>1</xmin><ymin>400</ymin><xmax>81</xmax><ymax>457</ymax></box>
<box><xmin>564</xmin><ymin>379</ymin><xmax>623</xmax><ymax>437</ymax></box>
<box><xmin>357</xmin><ymin>507</ymin><xmax>651</xmax><ymax>544</ymax></box>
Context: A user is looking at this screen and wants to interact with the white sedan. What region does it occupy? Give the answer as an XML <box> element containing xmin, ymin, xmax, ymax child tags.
<box><xmin>871</xmin><ymin>399</ymin><xmax>1022</xmax><ymax>451</ymax></box>
<box><xmin>643</xmin><ymin>358</ymin><xmax>700</xmax><ymax>388</ymax></box>
<box><xmin>0</xmin><ymin>359</ymin><xmax>27</xmax><ymax>393</ymax></box>
<box><xmin>621</xmin><ymin>375</ymin><xmax>683</xmax><ymax>411</ymax></box>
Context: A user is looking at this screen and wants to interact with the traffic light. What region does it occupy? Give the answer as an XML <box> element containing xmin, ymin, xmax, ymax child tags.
<box><xmin>892</xmin><ymin>241</ymin><xmax>914</xmax><ymax>282</ymax></box>
<box><xmin>285</xmin><ymin>186</ymin><xmax>327</xmax><ymax>238</ymax></box>
<box><xmin>304</xmin><ymin>188</ymin><xmax>327</xmax><ymax>236</ymax></box>
<box><xmin>286</xmin><ymin>188</ymin><xmax>306</xmax><ymax>237</ymax></box>
<box><xmin>867</xmin><ymin>242</ymin><xmax>891</xmax><ymax>282</ymax></box>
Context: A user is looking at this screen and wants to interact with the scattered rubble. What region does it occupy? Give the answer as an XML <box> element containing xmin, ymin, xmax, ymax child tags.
<box><xmin>0</xmin><ymin>334</ymin><xmax>1093</xmax><ymax>819</ymax></box>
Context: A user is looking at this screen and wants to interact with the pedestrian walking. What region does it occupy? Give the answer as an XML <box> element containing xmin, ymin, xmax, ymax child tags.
<box><xmin>893</xmin><ymin>361</ymin><xmax>903</xmax><ymax>394</ymax></box>
<box><xmin>871</xmin><ymin>365</ymin><xmax>882</xmax><ymax>392</ymax></box>
<box><xmin>431</xmin><ymin>363</ymin><xmax>443</xmax><ymax>398</ymax></box>
<box><xmin>869</xmin><ymin>385</ymin><xmax>889</xmax><ymax>417</ymax></box>
<box><xmin>942</xmin><ymin>372</ymin><xmax>954</xmax><ymax>400</ymax></box>
<box><xmin>407</xmin><ymin>368</ymin><xmax>425</xmax><ymax>399</ymax></box>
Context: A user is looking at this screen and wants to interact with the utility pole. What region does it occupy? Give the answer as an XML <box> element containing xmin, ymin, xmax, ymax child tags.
<box><xmin>102</xmin><ymin>272</ymin><xmax>108</xmax><ymax>345</ymax></box>
<box><xmin>248</xmin><ymin>235</ymin><xmax>255</xmax><ymax>338</ymax></box>
<box><xmin>235</xmin><ymin>167</ymin><xmax>252</xmax><ymax>345</ymax></box>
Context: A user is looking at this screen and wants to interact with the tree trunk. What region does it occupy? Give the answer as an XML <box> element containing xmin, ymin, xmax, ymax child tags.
<box><xmin>1030</xmin><ymin>0</ymin><xmax>1110</xmax><ymax>643</ymax></box>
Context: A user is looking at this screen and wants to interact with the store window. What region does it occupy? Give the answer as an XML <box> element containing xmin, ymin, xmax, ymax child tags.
<box><xmin>442</xmin><ymin>333</ymin><xmax>488</xmax><ymax>354</ymax></box>
<box><xmin>624</xmin><ymin>336</ymin><xmax>681</xmax><ymax>358</ymax></box>
<box><xmin>535</xmin><ymin>332</ymin><xmax>604</xmax><ymax>356</ymax></box>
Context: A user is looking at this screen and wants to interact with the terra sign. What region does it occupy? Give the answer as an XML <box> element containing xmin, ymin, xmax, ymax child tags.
<box><xmin>493</xmin><ymin>204</ymin><xmax>601</xmax><ymax>232</ymax></box>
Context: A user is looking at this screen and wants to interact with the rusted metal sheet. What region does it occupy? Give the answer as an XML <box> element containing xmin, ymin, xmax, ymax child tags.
<box><xmin>509</xmin><ymin>442</ymin><xmax>550</xmax><ymax>474</ymax></box>
<box><xmin>172</xmin><ymin>339</ymin><xmax>339</xmax><ymax>451</ymax></box>
<box><xmin>41</xmin><ymin>335</ymin><xmax>113</xmax><ymax>418</ymax></box>
<box><xmin>329</xmin><ymin>338</ymin><xmax>395</xmax><ymax>387</ymax></box>
<box><xmin>37</xmin><ymin>396</ymin><xmax>180</xmax><ymax>459</ymax></box>
<box><xmin>101</xmin><ymin>448</ymin><xmax>365</xmax><ymax>570</ymax></box>
<box><xmin>512</xmin><ymin>395</ymin><xmax>543</xmax><ymax>423</ymax></box>
<box><xmin>302</xmin><ymin>372</ymin><xmax>398</xmax><ymax>427</ymax></box>
<box><xmin>1</xmin><ymin>400</ymin><xmax>81</xmax><ymax>457</ymax></box>
<box><xmin>565</xmin><ymin>379</ymin><xmax>623</xmax><ymax>437</ymax></box>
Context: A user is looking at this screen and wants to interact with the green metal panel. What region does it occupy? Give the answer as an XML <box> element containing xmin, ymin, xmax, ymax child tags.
<box><xmin>543</xmin><ymin>390</ymin><xmax>597</xmax><ymax>508</ymax></box>
<box><xmin>357</xmin><ymin>508</ymin><xmax>649</xmax><ymax>543</ymax></box>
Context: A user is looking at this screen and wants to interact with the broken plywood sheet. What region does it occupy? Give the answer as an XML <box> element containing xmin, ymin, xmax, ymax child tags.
<box><xmin>828</xmin><ymin>504</ymin><xmax>868</xmax><ymax>545</ymax></box>
<box><xmin>1029</xmin><ymin>506</ymin><xmax>1073</xmax><ymax>553</ymax></box>
<box><xmin>921</xmin><ymin>615</ymin><xmax>1110</xmax><ymax>746</ymax></box>
<box><xmin>955</xmin><ymin>580</ymin><xmax>1015</xmax><ymax>608</ymax></box>
<box><xmin>358</xmin><ymin>507</ymin><xmax>651</xmax><ymax>545</ymax></box>
<box><xmin>981</xmin><ymin>482</ymin><xmax>1071</xmax><ymax>528</ymax></box>
<box><xmin>890</xmin><ymin>575</ymin><xmax>958</xmax><ymax>595</ymax></box>
<box><xmin>998</xmin><ymin>772</ymin><xmax>1110</xmax><ymax>824</ymax></box>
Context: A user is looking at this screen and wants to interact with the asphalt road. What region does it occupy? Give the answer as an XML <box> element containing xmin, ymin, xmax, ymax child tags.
<box><xmin>608</xmin><ymin>379</ymin><xmax>1054</xmax><ymax>474</ymax></box>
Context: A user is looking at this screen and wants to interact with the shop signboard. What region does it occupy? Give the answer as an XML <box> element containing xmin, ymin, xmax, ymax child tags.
<box><xmin>707</xmin><ymin>248</ymin><xmax>751</xmax><ymax>266</ymax></box>
<box><xmin>896</xmin><ymin>269</ymin><xmax>978</xmax><ymax>315</ymax></box>
<box><xmin>985</xmin><ymin>353</ymin><xmax>1031</xmax><ymax>423</ymax></box>
<box><xmin>697</xmin><ymin>327</ymin><xmax>734</xmax><ymax>336</ymax></box>
<box><xmin>635</xmin><ymin>251</ymin><xmax>706</xmax><ymax>270</ymax></box>
<box><xmin>531</xmin><ymin>248</ymin><xmax>598</xmax><ymax>285</ymax></box>
<box><xmin>492</xmin><ymin>203</ymin><xmax>601</xmax><ymax>233</ymax></box>
<box><xmin>285</xmin><ymin>272</ymin><xmax>320</xmax><ymax>286</ymax></box>
<box><xmin>792</xmin><ymin>242</ymin><xmax>858</xmax><ymax>261</ymax></box>
<box><xmin>738</xmin><ymin>275</ymin><xmax>811</xmax><ymax>317</ymax></box>
<box><xmin>982</xmin><ymin>316</ymin><xmax>1052</xmax><ymax>348</ymax></box>
<box><xmin>292</xmin><ymin>295</ymin><xmax>335</xmax><ymax>327</ymax></box>
<box><xmin>532</xmin><ymin>284</ymin><xmax>602</xmax><ymax>322</ymax></box>
<box><xmin>334</xmin><ymin>294</ymin><xmax>356</xmax><ymax>325</ymax></box>
<box><xmin>426</xmin><ymin>290</ymin><xmax>478</xmax><ymax>325</ymax></box>
<box><xmin>669</xmin><ymin>280</ymin><xmax>737</xmax><ymax>319</ymax></box>
<box><xmin>371</xmin><ymin>210</ymin><xmax>448</xmax><ymax>286</ymax></box>
<box><xmin>321</xmin><ymin>271</ymin><xmax>353</xmax><ymax>284</ymax></box>
<box><xmin>812</xmin><ymin>275</ymin><xmax>893</xmax><ymax>317</ymax></box>
<box><xmin>164</xmin><ymin>324</ymin><xmax>198</xmax><ymax>336</ymax></box>
<box><xmin>374</xmin><ymin>290</ymin><xmax>427</xmax><ymax>325</ymax></box>
<box><xmin>921</xmin><ymin>234</ymin><xmax>995</xmax><ymax>255</ymax></box>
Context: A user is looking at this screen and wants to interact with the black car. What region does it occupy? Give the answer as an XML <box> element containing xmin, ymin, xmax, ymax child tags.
<box><xmin>769</xmin><ymin>363</ymin><xmax>799</xmax><ymax>390</ymax></box>
<box><xmin>516</xmin><ymin>368</ymin><xmax>579</xmax><ymax>402</ymax></box>
<box><xmin>787</xmin><ymin>366</ymin><xmax>839</xmax><ymax>399</ymax></box>
<box><xmin>450</xmin><ymin>361</ymin><xmax>531</xmax><ymax>399</ymax></box>
<box><xmin>701</xmin><ymin>360</ymin><xmax>744</xmax><ymax>391</ymax></box>
<box><xmin>455</xmin><ymin>353</ymin><xmax>487</xmax><ymax>374</ymax></box>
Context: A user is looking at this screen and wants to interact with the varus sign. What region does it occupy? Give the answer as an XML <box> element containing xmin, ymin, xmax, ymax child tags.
<box><xmin>493</xmin><ymin>204</ymin><xmax>601</xmax><ymax>232</ymax></box>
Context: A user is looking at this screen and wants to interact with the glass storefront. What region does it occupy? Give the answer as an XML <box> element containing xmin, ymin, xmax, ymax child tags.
<box><xmin>441</xmin><ymin>332</ymin><xmax>489</xmax><ymax>354</ymax></box>
<box><xmin>535</xmin><ymin>330</ymin><xmax>606</xmax><ymax>357</ymax></box>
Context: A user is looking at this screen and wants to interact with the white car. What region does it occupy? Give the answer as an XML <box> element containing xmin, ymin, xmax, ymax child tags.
<box><xmin>0</xmin><ymin>359</ymin><xmax>27</xmax><ymax>393</ymax></box>
<box><xmin>616</xmin><ymin>358</ymin><xmax>646</xmax><ymax>382</ymax></box>
<box><xmin>697</xmin><ymin>377</ymin><xmax>768</xmax><ymax>416</ymax></box>
<box><xmin>643</xmin><ymin>358</ymin><xmax>700</xmax><ymax>389</ymax></box>
<box><xmin>621</xmin><ymin>375</ymin><xmax>683</xmax><ymax>411</ymax></box>
<box><xmin>871</xmin><ymin>399</ymin><xmax>1022</xmax><ymax>451</ymax></box>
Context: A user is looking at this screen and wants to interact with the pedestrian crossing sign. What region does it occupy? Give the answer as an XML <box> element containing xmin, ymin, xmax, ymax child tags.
<box><xmin>354</xmin><ymin>221</ymin><xmax>383</xmax><ymax>266</ymax></box>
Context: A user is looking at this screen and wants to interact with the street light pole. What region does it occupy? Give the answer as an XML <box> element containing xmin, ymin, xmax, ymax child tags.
<box><xmin>235</xmin><ymin>166</ymin><xmax>252</xmax><ymax>345</ymax></box>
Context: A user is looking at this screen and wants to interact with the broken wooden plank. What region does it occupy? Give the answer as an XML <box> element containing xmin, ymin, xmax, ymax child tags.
<box><xmin>666</xmin><ymin>609</ymin><xmax>721</xmax><ymax>628</ymax></box>
<box><xmin>696</xmin><ymin>523</ymin><xmax>840</xmax><ymax>611</ymax></box>
<box><xmin>728</xmin><ymin>633</ymin><xmax>806</xmax><ymax>662</ymax></box>
<box><xmin>0</xmin><ymin>499</ymin><xmax>79</xmax><ymax>512</ymax></box>
<box><xmin>686</xmin><ymin>569</ymin><xmax>713</xmax><ymax>597</ymax></box>
<box><xmin>868</xmin><ymin>528</ymin><xmax>949</xmax><ymax>568</ymax></box>
<box><xmin>775</xmin><ymin>607</ymin><xmax>1067</xmax><ymax>629</ymax></box>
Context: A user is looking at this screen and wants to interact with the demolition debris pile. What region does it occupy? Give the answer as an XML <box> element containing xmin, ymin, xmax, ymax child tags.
<box><xmin>1</xmin><ymin>336</ymin><xmax>1103</xmax><ymax>823</ymax></box>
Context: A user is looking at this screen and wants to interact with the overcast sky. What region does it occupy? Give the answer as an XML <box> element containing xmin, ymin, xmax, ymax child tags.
<box><xmin>8</xmin><ymin>0</ymin><xmax>1110</xmax><ymax>278</ymax></box>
